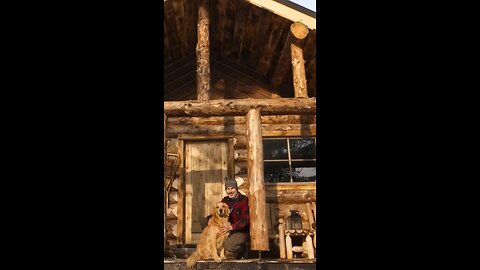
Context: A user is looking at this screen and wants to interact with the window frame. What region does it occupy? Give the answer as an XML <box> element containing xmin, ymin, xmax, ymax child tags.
<box><xmin>263</xmin><ymin>136</ymin><xmax>316</xmax><ymax>183</ymax></box>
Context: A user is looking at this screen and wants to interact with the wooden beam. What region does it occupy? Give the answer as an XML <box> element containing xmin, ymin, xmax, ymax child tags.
<box><xmin>164</xmin><ymin>113</ymin><xmax>167</xmax><ymax>250</ymax></box>
<box><xmin>167</xmin><ymin>115</ymin><xmax>316</xmax><ymax>125</ymax></box>
<box><xmin>164</xmin><ymin>98</ymin><xmax>316</xmax><ymax>117</ymax></box>
<box><xmin>246</xmin><ymin>109</ymin><xmax>269</xmax><ymax>251</ymax></box>
<box><xmin>245</xmin><ymin>0</ymin><xmax>316</xmax><ymax>30</ymax></box>
<box><xmin>266</xmin><ymin>189</ymin><xmax>316</xmax><ymax>204</ymax></box>
<box><xmin>177</xmin><ymin>139</ymin><xmax>185</xmax><ymax>244</ymax></box>
<box><xmin>278</xmin><ymin>218</ymin><xmax>286</xmax><ymax>258</ymax></box>
<box><xmin>290</xmin><ymin>22</ymin><xmax>309</xmax><ymax>98</ymax></box>
<box><xmin>270</xmin><ymin>23</ymin><xmax>307</xmax><ymax>90</ymax></box>
<box><xmin>196</xmin><ymin>2</ymin><xmax>211</xmax><ymax>101</ymax></box>
<box><xmin>166</xmin><ymin>123</ymin><xmax>315</xmax><ymax>138</ymax></box>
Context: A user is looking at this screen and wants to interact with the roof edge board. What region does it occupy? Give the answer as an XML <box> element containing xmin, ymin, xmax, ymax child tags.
<box><xmin>246</xmin><ymin>0</ymin><xmax>316</xmax><ymax>30</ymax></box>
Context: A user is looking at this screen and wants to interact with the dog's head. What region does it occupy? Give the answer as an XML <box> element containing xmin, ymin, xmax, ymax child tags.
<box><xmin>213</xmin><ymin>202</ymin><xmax>230</xmax><ymax>218</ymax></box>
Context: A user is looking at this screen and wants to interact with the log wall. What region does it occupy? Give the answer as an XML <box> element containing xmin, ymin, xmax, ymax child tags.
<box><xmin>164</xmin><ymin>116</ymin><xmax>316</xmax><ymax>245</ymax></box>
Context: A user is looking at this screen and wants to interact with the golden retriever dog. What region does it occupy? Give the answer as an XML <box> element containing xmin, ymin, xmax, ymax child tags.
<box><xmin>186</xmin><ymin>202</ymin><xmax>231</xmax><ymax>269</ymax></box>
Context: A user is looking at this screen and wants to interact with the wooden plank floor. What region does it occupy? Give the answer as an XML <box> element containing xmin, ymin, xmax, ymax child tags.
<box><xmin>164</xmin><ymin>258</ymin><xmax>316</xmax><ymax>270</ymax></box>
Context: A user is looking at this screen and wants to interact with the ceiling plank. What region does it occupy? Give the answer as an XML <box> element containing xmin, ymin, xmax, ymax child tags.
<box><xmin>247</xmin><ymin>8</ymin><xmax>273</xmax><ymax>69</ymax></box>
<box><xmin>220</xmin><ymin>0</ymin><xmax>237</xmax><ymax>58</ymax></box>
<box><xmin>171</xmin><ymin>0</ymin><xmax>188</xmax><ymax>56</ymax></box>
<box><xmin>230</xmin><ymin>0</ymin><xmax>250</xmax><ymax>60</ymax></box>
<box><xmin>164</xmin><ymin>0</ymin><xmax>181</xmax><ymax>59</ymax></box>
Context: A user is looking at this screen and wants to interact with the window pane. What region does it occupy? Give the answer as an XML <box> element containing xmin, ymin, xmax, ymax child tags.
<box><xmin>291</xmin><ymin>161</ymin><xmax>316</xmax><ymax>182</ymax></box>
<box><xmin>264</xmin><ymin>161</ymin><xmax>291</xmax><ymax>183</ymax></box>
<box><xmin>290</xmin><ymin>138</ymin><xmax>316</xmax><ymax>159</ymax></box>
<box><xmin>263</xmin><ymin>139</ymin><xmax>288</xmax><ymax>160</ymax></box>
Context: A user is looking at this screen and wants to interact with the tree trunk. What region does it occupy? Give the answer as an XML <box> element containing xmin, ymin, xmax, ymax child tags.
<box><xmin>164</xmin><ymin>98</ymin><xmax>316</xmax><ymax>117</ymax></box>
<box><xmin>196</xmin><ymin>3</ymin><xmax>210</xmax><ymax>101</ymax></box>
<box><xmin>246</xmin><ymin>109</ymin><xmax>269</xmax><ymax>251</ymax></box>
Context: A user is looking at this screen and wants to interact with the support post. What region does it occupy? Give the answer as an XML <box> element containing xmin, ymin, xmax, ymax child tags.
<box><xmin>196</xmin><ymin>2</ymin><xmax>210</xmax><ymax>101</ymax></box>
<box><xmin>164</xmin><ymin>113</ymin><xmax>167</xmax><ymax>254</ymax></box>
<box><xmin>286</xmin><ymin>233</ymin><xmax>293</xmax><ymax>259</ymax></box>
<box><xmin>278</xmin><ymin>218</ymin><xmax>286</xmax><ymax>259</ymax></box>
<box><xmin>305</xmin><ymin>202</ymin><xmax>315</xmax><ymax>230</ymax></box>
<box><xmin>290</xmin><ymin>22</ymin><xmax>309</xmax><ymax>98</ymax></box>
<box><xmin>246</xmin><ymin>108</ymin><xmax>269</xmax><ymax>251</ymax></box>
<box><xmin>306</xmin><ymin>233</ymin><xmax>315</xmax><ymax>259</ymax></box>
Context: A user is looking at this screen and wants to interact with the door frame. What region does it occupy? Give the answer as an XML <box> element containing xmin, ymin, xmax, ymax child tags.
<box><xmin>176</xmin><ymin>134</ymin><xmax>234</xmax><ymax>244</ymax></box>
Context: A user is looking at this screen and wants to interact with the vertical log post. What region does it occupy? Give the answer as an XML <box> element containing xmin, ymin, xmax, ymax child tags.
<box><xmin>285</xmin><ymin>233</ymin><xmax>293</xmax><ymax>259</ymax></box>
<box><xmin>196</xmin><ymin>2</ymin><xmax>210</xmax><ymax>101</ymax></box>
<box><xmin>164</xmin><ymin>113</ymin><xmax>167</xmax><ymax>253</ymax></box>
<box><xmin>246</xmin><ymin>108</ymin><xmax>269</xmax><ymax>251</ymax></box>
<box><xmin>311</xmin><ymin>202</ymin><xmax>316</xmax><ymax>221</ymax></box>
<box><xmin>278</xmin><ymin>218</ymin><xmax>286</xmax><ymax>259</ymax></box>
<box><xmin>290</xmin><ymin>22</ymin><xmax>309</xmax><ymax>98</ymax></box>
<box><xmin>305</xmin><ymin>202</ymin><xmax>315</xmax><ymax>230</ymax></box>
<box><xmin>306</xmin><ymin>233</ymin><xmax>315</xmax><ymax>258</ymax></box>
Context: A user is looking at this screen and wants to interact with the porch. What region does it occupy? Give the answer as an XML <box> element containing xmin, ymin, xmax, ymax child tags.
<box><xmin>164</xmin><ymin>258</ymin><xmax>317</xmax><ymax>270</ymax></box>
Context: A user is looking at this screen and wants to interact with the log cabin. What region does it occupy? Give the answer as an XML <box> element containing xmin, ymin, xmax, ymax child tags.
<box><xmin>164</xmin><ymin>0</ymin><xmax>316</xmax><ymax>267</ymax></box>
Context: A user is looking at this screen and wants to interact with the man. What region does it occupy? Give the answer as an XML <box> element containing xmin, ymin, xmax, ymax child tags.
<box><xmin>203</xmin><ymin>178</ymin><xmax>250</xmax><ymax>259</ymax></box>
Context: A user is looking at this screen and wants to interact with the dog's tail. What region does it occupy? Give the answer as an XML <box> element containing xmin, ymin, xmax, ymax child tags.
<box><xmin>186</xmin><ymin>251</ymin><xmax>198</xmax><ymax>269</ymax></box>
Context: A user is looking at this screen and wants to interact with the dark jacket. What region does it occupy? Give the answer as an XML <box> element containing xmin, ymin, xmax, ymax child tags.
<box><xmin>221</xmin><ymin>192</ymin><xmax>250</xmax><ymax>233</ymax></box>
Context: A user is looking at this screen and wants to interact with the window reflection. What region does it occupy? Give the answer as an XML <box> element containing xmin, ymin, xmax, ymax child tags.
<box><xmin>264</xmin><ymin>140</ymin><xmax>288</xmax><ymax>160</ymax></box>
<box><xmin>291</xmin><ymin>161</ymin><xmax>316</xmax><ymax>182</ymax></box>
<box><xmin>290</xmin><ymin>138</ymin><xmax>316</xmax><ymax>159</ymax></box>
<box><xmin>263</xmin><ymin>137</ymin><xmax>316</xmax><ymax>183</ymax></box>
<box><xmin>264</xmin><ymin>162</ymin><xmax>291</xmax><ymax>182</ymax></box>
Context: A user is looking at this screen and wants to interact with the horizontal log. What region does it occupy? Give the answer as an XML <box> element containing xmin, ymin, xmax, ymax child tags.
<box><xmin>234</xmin><ymin>135</ymin><xmax>247</xmax><ymax>148</ymax></box>
<box><xmin>167</xmin><ymin>124</ymin><xmax>246</xmax><ymax>137</ymax></box>
<box><xmin>234</xmin><ymin>165</ymin><xmax>241</xmax><ymax>174</ymax></box>
<box><xmin>166</xmin><ymin>219</ymin><xmax>178</xmax><ymax>239</ymax></box>
<box><xmin>263</xmin><ymin>129</ymin><xmax>316</xmax><ymax>137</ymax></box>
<box><xmin>166</xmin><ymin>204</ymin><xmax>178</xmax><ymax>220</ymax></box>
<box><xmin>235</xmin><ymin>161</ymin><xmax>247</xmax><ymax>174</ymax></box>
<box><xmin>167</xmin><ymin>115</ymin><xmax>316</xmax><ymax>125</ymax></box>
<box><xmin>164</xmin><ymin>98</ymin><xmax>316</xmax><ymax>117</ymax></box>
<box><xmin>235</xmin><ymin>149</ymin><xmax>247</xmax><ymax>161</ymax></box>
<box><xmin>265</xmin><ymin>182</ymin><xmax>316</xmax><ymax>191</ymax></box>
<box><xmin>168</xmin><ymin>191</ymin><xmax>178</xmax><ymax>204</ymax></box>
<box><xmin>266</xmin><ymin>190</ymin><xmax>316</xmax><ymax>203</ymax></box>
<box><xmin>166</xmin><ymin>123</ymin><xmax>316</xmax><ymax>138</ymax></box>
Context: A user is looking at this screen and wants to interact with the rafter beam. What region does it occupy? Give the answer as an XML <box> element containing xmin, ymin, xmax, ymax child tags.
<box><xmin>245</xmin><ymin>0</ymin><xmax>316</xmax><ymax>30</ymax></box>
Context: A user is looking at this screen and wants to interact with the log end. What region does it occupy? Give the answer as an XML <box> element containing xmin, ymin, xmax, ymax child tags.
<box><xmin>290</xmin><ymin>22</ymin><xmax>309</xmax><ymax>40</ymax></box>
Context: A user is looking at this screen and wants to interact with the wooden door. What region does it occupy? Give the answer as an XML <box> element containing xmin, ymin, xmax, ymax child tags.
<box><xmin>185</xmin><ymin>140</ymin><xmax>228</xmax><ymax>243</ymax></box>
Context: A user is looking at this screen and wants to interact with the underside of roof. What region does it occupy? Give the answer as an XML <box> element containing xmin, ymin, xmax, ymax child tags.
<box><xmin>164</xmin><ymin>0</ymin><xmax>316</xmax><ymax>100</ymax></box>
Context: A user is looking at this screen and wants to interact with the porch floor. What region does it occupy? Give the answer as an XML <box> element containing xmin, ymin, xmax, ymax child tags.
<box><xmin>164</xmin><ymin>258</ymin><xmax>316</xmax><ymax>270</ymax></box>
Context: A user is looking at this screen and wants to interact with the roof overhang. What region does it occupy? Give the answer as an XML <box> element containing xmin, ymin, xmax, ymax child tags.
<box><xmin>244</xmin><ymin>0</ymin><xmax>316</xmax><ymax>30</ymax></box>
<box><xmin>164</xmin><ymin>0</ymin><xmax>316</xmax><ymax>30</ymax></box>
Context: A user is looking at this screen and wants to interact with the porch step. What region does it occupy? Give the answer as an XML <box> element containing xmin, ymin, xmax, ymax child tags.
<box><xmin>164</xmin><ymin>259</ymin><xmax>316</xmax><ymax>270</ymax></box>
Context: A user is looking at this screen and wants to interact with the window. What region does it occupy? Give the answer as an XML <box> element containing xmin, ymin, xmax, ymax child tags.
<box><xmin>263</xmin><ymin>137</ymin><xmax>316</xmax><ymax>183</ymax></box>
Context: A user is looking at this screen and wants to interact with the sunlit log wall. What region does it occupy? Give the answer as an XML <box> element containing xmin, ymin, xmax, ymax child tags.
<box><xmin>164</xmin><ymin>115</ymin><xmax>316</xmax><ymax>245</ymax></box>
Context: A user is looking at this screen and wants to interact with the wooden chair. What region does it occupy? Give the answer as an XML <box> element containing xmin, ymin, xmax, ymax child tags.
<box><xmin>278</xmin><ymin>202</ymin><xmax>316</xmax><ymax>259</ymax></box>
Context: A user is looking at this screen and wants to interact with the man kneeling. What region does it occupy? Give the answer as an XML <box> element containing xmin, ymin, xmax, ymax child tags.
<box><xmin>202</xmin><ymin>178</ymin><xmax>250</xmax><ymax>259</ymax></box>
